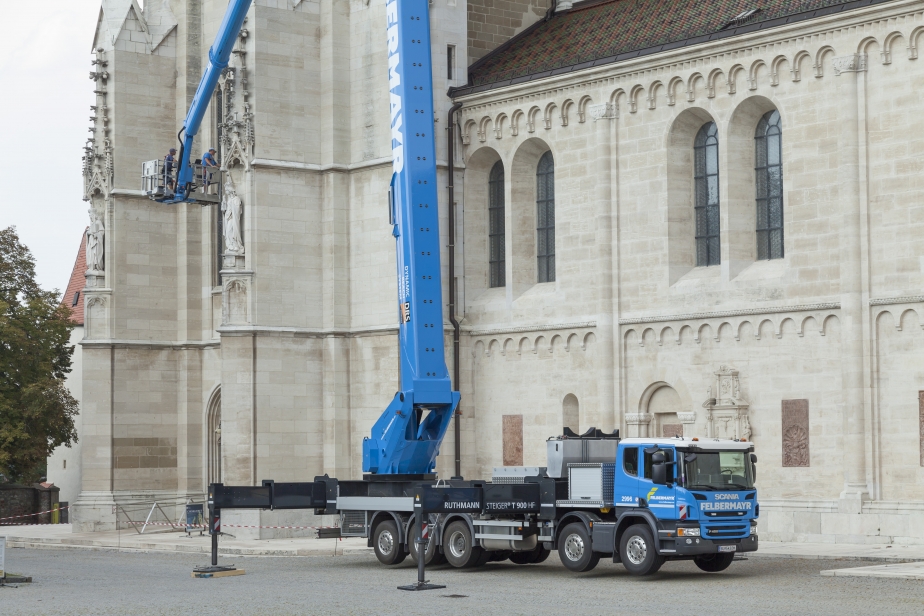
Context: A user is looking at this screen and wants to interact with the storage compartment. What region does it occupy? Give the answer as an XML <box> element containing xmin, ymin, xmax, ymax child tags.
<box><xmin>546</xmin><ymin>430</ymin><xmax>619</xmax><ymax>478</ymax></box>
<box><xmin>567</xmin><ymin>463</ymin><xmax>615</xmax><ymax>505</ymax></box>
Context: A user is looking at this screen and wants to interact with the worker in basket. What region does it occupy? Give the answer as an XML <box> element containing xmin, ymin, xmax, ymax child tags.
<box><xmin>202</xmin><ymin>148</ymin><xmax>219</xmax><ymax>194</ymax></box>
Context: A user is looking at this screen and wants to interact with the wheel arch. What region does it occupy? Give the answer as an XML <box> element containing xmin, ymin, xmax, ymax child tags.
<box><xmin>554</xmin><ymin>511</ymin><xmax>601</xmax><ymax>547</ymax></box>
<box><xmin>439</xmin><ymin>513</ymin><xmax>475</xmax><ymax>548</ymax></box>
<box><xmin>368</xmin><ymin>510</ymin><xmax>407</xmax><ymax>548</ymax></box>
<box><xmin>614</xmin><ymin>510</ymin><xmax>661</xmax><ymax>555</ymax></box>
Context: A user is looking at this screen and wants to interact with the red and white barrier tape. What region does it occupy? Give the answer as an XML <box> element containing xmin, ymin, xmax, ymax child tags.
<box><xmin>0</xmin><ymin>506</ymin><xmax>69</xmax><ymax>524</ymax></box>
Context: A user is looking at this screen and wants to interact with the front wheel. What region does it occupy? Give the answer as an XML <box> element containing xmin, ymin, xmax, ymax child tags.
<box><xmin>619</xmin><ymin>524</ymin><xmax>665</xmax><ymax>576</ymax></box>
<box><xmin>557</xmin><ymin>523</ymin><xmax>600</xmax><ymax>572</ymax></box>
<box><xmin>372</xmin><ymin>520</ymin><xmax>407</xmax><ymax>566</ymax></box>
<box><xmin>694</xmin><ymin>553</ymin><xmax>735</xmax><ymax>572</ymax></box>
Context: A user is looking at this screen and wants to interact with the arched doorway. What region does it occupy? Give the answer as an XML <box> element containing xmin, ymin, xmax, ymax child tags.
<box><xmin>206</xmin><ymin>388</ymin><xmax>222</xmax><ymax>485</ymax></box>
<box><xmin>648</xmin><ymin>386</ymin><xmax>683</xmax><ymax>438</ymax></box>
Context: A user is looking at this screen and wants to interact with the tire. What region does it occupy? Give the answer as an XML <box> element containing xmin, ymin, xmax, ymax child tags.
<box><xmin>442</xmin><ymin>521</ymin><xmax>485</xmax><ymax>568</ymax></box>
<box><xmin>557</xmin><ymin>523</ymin><xmax>600</xmax><ymax>572</ymax></box>
<box><xmin>408</xmin><ymin>518</ymin><xmax>441</xmax><ymax>566</ymax></box>
<box><xmin>490</xmin><ymin>550</ymin><xmax>513</xmax><ymax>562</ymax></box>
<box><xmin>618</xmin><ymin>524</ymin><xmax>665</xmax><ymax>576</ymax></box>
<box><xmin>509</xmin><ymin>545</ymin><xmax>550</xmax><ymax>565</ymax></box>
<box><xmin>509</xmin><ymin>549</ymin><xmax>540</xmax><ymax>564</ymax></box>
<box><xmin>372</xmin><ymin>520</ymin><xmax>407</xmax><ymax>566</ymax></box>
<box><xmin>694</xmin><ymin>553</ymin><xmax>735</xmax><ymax>573</ymax></box>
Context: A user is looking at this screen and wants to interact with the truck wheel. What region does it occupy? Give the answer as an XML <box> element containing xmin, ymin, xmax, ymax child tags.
<box><xmin>442</xmin><ymin>521</ymin><xmax>484</xmax><ymax>568</ymax></box>
<box><xmin>509</xmin><ymin>546</ymin><xmax>550</xmax><ymax>564</ymax></box>
<box><xmin>373</xmin><ymin>520</ymin><xmax>407</xmax><ymax>566</ymax></box>
<box><xmin>533</xmin><ymin>546</ymin><xmax>551</xmax><ymax>563</ymax></box>
<box><xmin>557</xmin><ymin>523</ymin><xmax>600</xmax><ymax>572</ymax></box>
<box><xmin>694</xmin><ymin>553</ymin><xmax>735</xmax><ymax>573</ymax></box>
<box><xmin>490</xmin><ymin>550</ymin><xmax>513</xmax><ymax>562</ymax></box>
<box><xmin>619</xmin><ymin>524</ymin><xmax>665</xmax><ymax>576</ymax></box>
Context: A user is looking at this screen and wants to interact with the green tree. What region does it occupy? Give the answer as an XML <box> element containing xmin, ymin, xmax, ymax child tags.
<box><xmin>0</xmin><ymin>226</ymin><xmax>78</xmax><ymax>484</ymax></box>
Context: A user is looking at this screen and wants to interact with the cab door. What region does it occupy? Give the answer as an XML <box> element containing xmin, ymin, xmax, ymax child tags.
<box><xmin>613</xmin><ymin>445</ymin><xmax>640</xmax><ymax>507</ymax></box>
<box><xmin>638</xmin><ymin>445</ymin><xmax>678</xmax><ymax>520</ymax></box>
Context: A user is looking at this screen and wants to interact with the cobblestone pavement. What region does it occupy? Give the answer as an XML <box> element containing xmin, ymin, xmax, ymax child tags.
<box><xmin>2</xmin><ymin>548</ymin><xmax>923</xmax><ymax>615</ymax></box>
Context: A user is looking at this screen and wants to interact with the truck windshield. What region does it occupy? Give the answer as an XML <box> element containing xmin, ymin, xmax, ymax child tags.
<box><xmin>684</xmin><ymin>450</ymin><xmax>754</xmax><ymax>490</ymax></box>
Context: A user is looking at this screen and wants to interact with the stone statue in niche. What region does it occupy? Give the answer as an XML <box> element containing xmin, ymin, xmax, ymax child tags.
<box><xmin>702</xmin><ymin>366</ymin><xmax>750</xmax><ymax>440</ymax></box>
<box><xmin>86</xmin><ymin>208</ymin><xmax>105</xmax><ymax>273</ymax></box>
<box><xmin>221</xmin><ymin>179</ymin><xmax>244</xmax><ymax>254</ymax></box>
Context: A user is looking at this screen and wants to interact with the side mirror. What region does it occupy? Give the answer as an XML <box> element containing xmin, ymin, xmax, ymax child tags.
<box><xmin>651</xmin><ymin>463</ymin><xmax>667</xmax><ymax>485</ymax></box>
<box><xmin>651</xmin><ymin>451</ymin><xmax>666</xmax><ymax>465</ymax></box>
<box><xmin>684</xmin><ymin>453</ymin><xmax>698</xmax><ymax>463</ymax></box>
<box><xmin>750</xmin><ymin>453</ymin><xmax>758</xmax><ymax>463</ymax></box>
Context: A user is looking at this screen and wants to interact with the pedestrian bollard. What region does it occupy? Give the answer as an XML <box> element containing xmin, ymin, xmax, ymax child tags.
<box><xmin>398</xmin><ymin>495</ymin><xmax>445</xmax><ymax>591</ymax></box>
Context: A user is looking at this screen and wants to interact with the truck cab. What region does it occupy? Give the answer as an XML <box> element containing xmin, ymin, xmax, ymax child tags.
<box><xmin>582</xmin><ymin>437</ymin><xmax>759</xmax><ymax>575</ymax></box>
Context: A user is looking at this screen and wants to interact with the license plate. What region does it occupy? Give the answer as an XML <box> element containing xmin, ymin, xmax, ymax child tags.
<box><xmin>718</xmin><ymin>545</ymin><xmax>737</xmax><ymax>553</ymax></box>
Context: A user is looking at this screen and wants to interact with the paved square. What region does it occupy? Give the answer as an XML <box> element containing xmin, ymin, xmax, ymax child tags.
<box><xmin>2</xmin><ymin>548</ymin><xmax>924</xmax><ymax>615</ymax></box>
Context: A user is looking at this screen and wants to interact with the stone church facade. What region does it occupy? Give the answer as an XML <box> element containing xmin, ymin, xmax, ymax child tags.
<box><xmin>72</xmin><ymin>0</ymin><xmax>924</xmax><ymax>543</ymax></box>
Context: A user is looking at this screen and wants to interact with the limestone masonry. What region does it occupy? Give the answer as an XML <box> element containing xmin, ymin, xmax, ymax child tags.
<box><xmin>64</xmin><ymin>0</ymin><xmax>924</xmax><ymax>544</ymax></box>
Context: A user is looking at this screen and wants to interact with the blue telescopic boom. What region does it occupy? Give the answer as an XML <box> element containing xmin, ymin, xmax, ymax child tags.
<box><xmin>362</xmin><ymin>0</ymin><xmax>460</xmax><ymax>475</ymax></box>
<box><xmin>167</xmin><ymin>0</ymin><xmax>253</xmax><ymax>203</ymax></box>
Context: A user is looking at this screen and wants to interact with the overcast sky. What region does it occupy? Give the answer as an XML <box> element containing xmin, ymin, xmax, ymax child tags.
<box><xmin>1</xmin><ymin>1</ymin><xmax>105</xmax><ymax>294</ymax></box>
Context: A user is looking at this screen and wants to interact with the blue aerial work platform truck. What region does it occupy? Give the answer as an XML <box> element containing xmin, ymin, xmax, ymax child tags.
<box><xmin>146</xmin><ymin>0</ymin><xmax>760</xmax><ymax>578</ymax></box>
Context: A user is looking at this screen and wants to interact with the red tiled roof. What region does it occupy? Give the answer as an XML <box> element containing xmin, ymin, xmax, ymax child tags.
<box><xmin>61</xmin><ymin>228</ymin><xmax>87</xmax><ymax>325</ymax></box>
<box><xmin>460</xmin><ymin>0</ymin><xmax>892</xmax><ymax>92</ymax></box>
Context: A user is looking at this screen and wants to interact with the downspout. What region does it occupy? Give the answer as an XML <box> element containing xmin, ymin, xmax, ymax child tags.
<box><xmin>447</xmin><ymin>101</ymin><xmax>463</xmax><ymax>478</ymax></box>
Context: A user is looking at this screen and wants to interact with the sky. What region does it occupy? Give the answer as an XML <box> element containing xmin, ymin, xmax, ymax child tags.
<box><xmin>0</xmin><ymin>1</ymin><xmax>106</xmax><ymax>294</ymax></box>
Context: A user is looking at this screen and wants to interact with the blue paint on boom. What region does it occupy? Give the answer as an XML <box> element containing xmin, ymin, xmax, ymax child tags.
<box><xmin>362</xmin><ymin>0</ymin><xmax>460</xmax><ymax>475</ymax></box>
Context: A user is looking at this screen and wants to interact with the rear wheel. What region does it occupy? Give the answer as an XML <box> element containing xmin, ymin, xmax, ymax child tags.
<box><xmin>372</xmin><ymin>520</ymin><xmax>406</xmax><ymax>566</ymax></box>
<box><xmin>443</xmin><ymin>521</ymin><xmax>484</xmax><ymax>568</ymax></box>
<box><xmin>557</xmin><ymin>523</ymin><xmax>600</xmax><ymax>572</ymax></box>
<box><xmin>619</xmin><ymin>524</ymin><xmax>665</xmax><ymax>576</ymax></box>
<box><xmin>490</xmin><ymin>550</ymin><xmax>513</xmax><ymax>562</ymax></box>
<box><xmin>694</xmin><ymin>553</ymin><xmax>735</xmax><ymax>572</ymax></box>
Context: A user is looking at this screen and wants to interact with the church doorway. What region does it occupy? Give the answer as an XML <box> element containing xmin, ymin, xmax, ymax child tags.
<box><xmin>206</xmin><ymin>388</ymin><xmax>222</xmax><ymax>485</ymax></box>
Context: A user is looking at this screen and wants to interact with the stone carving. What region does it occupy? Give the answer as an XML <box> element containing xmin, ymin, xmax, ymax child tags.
<box><xmin>502</xmin><ymin>415</ymin><xmax>523</xmax><ymax>466</ymax></box>
<box><xmin>217</xmin><ymin>26</ymin><xmax>254</xmax><ymax>169</ymax></box>
<box><xmin>702</xmin><ymin>366</ymin><xmax>750</xmax><ymax>440</ymax></box>
<box><xmin>832</xmin><ymin>54</ymin><xmax>868</xmax><ymax>75</ymax></box>
<box><xmin>221</xmin><ymin>180</ymin><xmax>244</xmax><ymax>254</ymax></box>
<box><xmin>224</xmin><ymin>278</ymin><xmax>249</xmax><ymax>325</ymax></box>
<box><xmin>782</xmin><ymin>399</ymin><xmax>810</xmax><ymax>467</ymax></box>
<box><xmin>919</xmin><ymin>392</ymin><xmax>924</xmax><ymax>467</ymax></box>
<box><xmin>86</xmin><ymin>209</ymin><xmax>105</xmax><ymax>273</ymax></box>
<box><xmin>589</xmin><ymin>103</ymin><xmax>617</xmax><ymax>121</ymax></box>
<box><xmin>661</xmin><ymin>424</ymin><xmax>683</xmax><ymax>438</ymax></box>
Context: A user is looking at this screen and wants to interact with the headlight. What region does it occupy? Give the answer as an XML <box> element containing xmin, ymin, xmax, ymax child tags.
<box><xmin>677</xmin><ymin>527</ymin><xmax>700</xmax><ymax>537</ymax></box>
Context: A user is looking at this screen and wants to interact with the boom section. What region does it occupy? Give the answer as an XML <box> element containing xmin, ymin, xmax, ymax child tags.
<box><xmin>160</xmin><ymin>0</ymin><xmax>252</xmax><ymax>203</ymax></box>
<box><xmin>362</xmin><ymin>0</ymin><xmax>460</xmax><ymax>475</ymax></box>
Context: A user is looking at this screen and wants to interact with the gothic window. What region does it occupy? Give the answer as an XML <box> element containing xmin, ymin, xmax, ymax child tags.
<box><xmin>694</xmin><ymin>122</ymin><xmax>720</xmax><ymax>267</ymax></box>
<box><xmin>488</xmin><ymin>161</ymin><xmax>505</xmax><ymax>288</ymax></box>
<box><xmin>536</xmin><ymin>151</ymin><xmax>555</xmax><ymax>283</ymax></box>
<box><xmin>755</xmin><ymin>110</ymin><xmax>783</xmax><ymax>260</ymax></box>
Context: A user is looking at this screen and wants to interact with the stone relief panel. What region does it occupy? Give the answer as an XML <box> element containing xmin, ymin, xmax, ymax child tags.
<box><xmin>782</xmin><ymin>399</ymin><xmax>810</xmax><ymax>467</ymax></box>
<box><xmin>502</xmin><ymin>415</ymin><xmax>523</xmax><ymax>466</ymax></box>
<box><xmin>661</xmin><ymin>422</ymin><xmax>683</xmax><ymax>438</ymax></box>
<box><xmin>702</xmin><ymin>366</ymin><xmax>750</xmax><ymax>440</ymax></box>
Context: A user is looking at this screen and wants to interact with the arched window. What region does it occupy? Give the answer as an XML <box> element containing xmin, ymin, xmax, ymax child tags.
<box><xmin>694</xmin><ymin>122</ymin><xmax>720</xmax><ymax>267</ymax></box>
<box><xmin>488</xmin><ymin>161</ymin><xmax>505</xmax><ymax>288</ymax></box>
<box><xmin>536</xmin><ymin>151</ymin><xmax>555</xmax><ymax>283</ymax></box>
<box><xmin>755</xmin><ymin>110</ymin><xmax>783</xmax><ymax>260</ymax></box>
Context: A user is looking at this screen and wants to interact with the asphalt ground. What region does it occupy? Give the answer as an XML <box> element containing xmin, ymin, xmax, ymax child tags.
<box><xmin>2</xmin><ymin>548</ymin><xmax>923</xmax><ymax>615</ymax></box>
